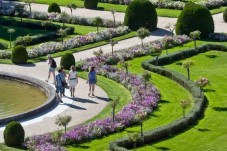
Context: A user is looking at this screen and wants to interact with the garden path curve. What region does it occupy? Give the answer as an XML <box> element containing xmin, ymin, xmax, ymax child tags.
<box><xmin>0</xmin><ymin>1</ymin><xmax>226</xmax><ymax>143</ymax></box>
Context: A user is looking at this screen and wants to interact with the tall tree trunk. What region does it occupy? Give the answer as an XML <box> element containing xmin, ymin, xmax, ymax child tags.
<box><xmin>113</xmin><ymin>107</ymin><xmax>115</xmax><ymax>123</ymax></box>
<box><xmin>187</xmin><ymin>69</ymin><xmax>190</xmax><ymax>80</ymax></box>
<box><xmin>9</xmin><ymin>34</ymin><xmax>12</xmax><ymax>48</ymax></box>
<box><xmin>141</xmin><ymin>122</ymin><xmax>143</xmax><ymax>137</ymax></box>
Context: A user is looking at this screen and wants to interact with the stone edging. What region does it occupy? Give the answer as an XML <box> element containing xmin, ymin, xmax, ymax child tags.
<box><xmin>0</xmin><ymin>71</ymin><xmax>56</xmax><ymax>125</ymax></box>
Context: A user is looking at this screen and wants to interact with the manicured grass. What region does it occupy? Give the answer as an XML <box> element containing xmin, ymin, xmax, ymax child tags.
<box><xmin>137</xmin><ymin>50</ymin><xmax>227</xmax><ymax>150</ymax></box>
<box><xmin>67</xmin><ymin>54</ymin><xmax>192</xmax><ymax>150</ymax></box>
<box><xmin>31</xmin><ymin>0</ymin><xmax>226</xmax><ymax>18</ymax></box>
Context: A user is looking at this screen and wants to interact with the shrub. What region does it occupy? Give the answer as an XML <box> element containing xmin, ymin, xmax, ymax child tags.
<box><xmin>176</xmin><ymin>2</ymin><xmax>214</xmax><ymax>38</ymax></box>
<box><xmin>223</xmin><ymin>8</ymin><xmax>227</xmax><ymax>22</ymax></box>
<box><xmin>4</xmin><ymin>121</ymin><xmax>25</xmax><ymax>147</ymax></box>
<box><xmin>124</xmin><ymin>0</ymin><xmax>157</xmax><ymax>31</ymax></box>
<box><xmin>0</xmin><ymin>42</ymin><xmax>8</xmax><ymax>49</ymax></box>
<box><xmin>11</xmin><ymin>45</ymin><xmax>28</xmax><ymax>64</ymax></box>
<box><xmin>84</xmin><ymin>0</ymin><xmax>98</xmax><ymax>9</ymax></box>
<box><xmin>48</xmin><ymin>2</ymin><xmax>61</xmax><ymax>13</ymax></box>
<box><xmin>60</xmin><ymin>52</ymin><xmax>75</xmax><ymax>70</ymax></box>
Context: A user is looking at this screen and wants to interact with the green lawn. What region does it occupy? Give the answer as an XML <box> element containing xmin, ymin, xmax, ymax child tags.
<box><xmin>137</xmin><ymin>50</ymin><xmax>227</xmax><ymax>150</ymax></box>
<box><xmin>67</xmin><ymin>54</ymin><xmax>192</xmax><ymax>150</ymax></box>
<box><xmin>30</xmin><ymin>0</ymin><xmax>227</xmax><ymax>17</ymax></box>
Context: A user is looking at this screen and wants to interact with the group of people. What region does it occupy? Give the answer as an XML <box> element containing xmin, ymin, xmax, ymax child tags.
<box><xmin>47</xmin><ymin>54</ymin><xmax>97</xmax><ymax>102</ymax></box>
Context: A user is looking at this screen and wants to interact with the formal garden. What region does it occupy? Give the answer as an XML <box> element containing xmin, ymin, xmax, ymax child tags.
<box><xmin>0</xmin><ymin>0</ymin><xmax>227</xmax><ymax>150</ymax></box>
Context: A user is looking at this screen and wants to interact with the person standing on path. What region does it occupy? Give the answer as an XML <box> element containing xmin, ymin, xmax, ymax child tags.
<box><xmin>47</xmin><ymin>54</ymin><xmax>56</xmax><ymax>83</ymax></box>
<box><xmin>87</xmin><ymin>66</ymin><xmax>97</xmax><ymax>96</ymax></box>
<box><xmin>67</xmin><ymin>65</ymin><xmax>78</xmax><ymax>97</ymax></box>
<box><xmin>60</xmin><ymin>66</ymin><xmax>67</xmax><ymax>96</ymax></box>
<box><xmin>55</xmin><ymin>68</ymin><xmax>64</xmax><ymax>103</ymax></box>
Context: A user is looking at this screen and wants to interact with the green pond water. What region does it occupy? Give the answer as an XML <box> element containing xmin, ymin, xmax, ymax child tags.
<box><xmin>0</xmin><ymin>79</ymin><xmax>47</xmax><ymax>118</ymax></box>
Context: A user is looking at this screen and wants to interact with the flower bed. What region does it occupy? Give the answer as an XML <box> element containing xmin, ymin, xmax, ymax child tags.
<box><xmin>0</xmin><ymin>6</ymin><xmax>122</xmax><ymax>28</ymax></box>
<box><xmin>0</xmin><ymin>26</ymin><xmax>130</xmax><ymax>59</ymax></box>
<box><xmin>24</xmin><ymin>35</ymin><xmax>191</xmax><ymax>150</ymax></box>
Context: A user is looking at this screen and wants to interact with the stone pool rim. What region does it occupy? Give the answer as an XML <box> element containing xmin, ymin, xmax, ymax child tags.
<box><xmin>0</xmin><ymin>71</ymin><xmax>56</xmax><ymax>125</ymax></box>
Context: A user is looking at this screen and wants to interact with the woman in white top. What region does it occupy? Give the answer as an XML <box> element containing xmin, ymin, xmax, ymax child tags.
<box><xmin>67</xmin><ymin>65</ymin><xmax>78</xmax><ymax>97</ymax></box>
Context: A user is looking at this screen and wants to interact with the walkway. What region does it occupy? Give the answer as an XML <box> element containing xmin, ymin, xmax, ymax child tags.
<box><xmin>0</xmin><ymin>0</ymin><xmax>226</xmax><ymax>143</ymax></box>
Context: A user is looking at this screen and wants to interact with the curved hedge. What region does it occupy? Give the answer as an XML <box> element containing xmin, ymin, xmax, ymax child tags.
<box><xmin>109</xmin><ymin>43</ymin><xmax>227</xmax><ymax>150</ymax></box>
<box><xmin>124</xmin><ymin>0</ymin><xmax>157</xmax><ymax>31</ymax></box>
<box><xmin>48</xmin><ymin>2</ymin><xmax>61</xmax><ymax>13</ymax></box>
<box><xmin>176</xmin><ymin>2</ymin><xmax>214</xmax><ymax>38</ymax></box>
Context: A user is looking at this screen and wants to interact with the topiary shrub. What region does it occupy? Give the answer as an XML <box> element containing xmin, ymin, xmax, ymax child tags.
<box><xmin>60</xmin><ymin>52</ymin><xmax>75</xmax><ymax>70</ymax></box>
<box><xmin>176</xmin><ymin>2</ymin><xmax>214</xmax><ymax>38</ymax></box>
<box><xmin>4</xmin><ymin>121</ymin><xmax>25</xmax><ymax>147</ymax></box>
<box><xmin>48</xmin><ymin>2</ymin><xmax>61</xmax><ymax>13</ymax></box>
<box><xmin>223</xmin><ymin>8</ymin><xmax>227</xmax><ymax>22</ymax></box>
<box><xmin>11</xmin><ymin>45</ymin><xmax>28</xmax><ymax>64</ymax></box>
<box><xmin>124</xmin><ymin>0</ymin><xmax>157</xmax><ymax>31</ymax></box>
<box><xmin>84</xmin><ymin>0</ymin><xmax>98</xmax><ymax>9</ymax></box>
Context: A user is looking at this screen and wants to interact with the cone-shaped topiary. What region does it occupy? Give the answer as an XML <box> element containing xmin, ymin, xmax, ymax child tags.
<box><xmin>223</xmin><ymin>8</ymin><xmax>227</xmax><ymax>22</ymax></box>
<box><xmin>176</xmin><ymin>2</ymin><xmax>214</xmax><ymax>38</ymax></box>
<box><xmin>124</xmin><ymin>0</ymin><xmax>157</xmax><ymax>31</ymax></box>
<box><xmin>84</xmin><ymin>0</ymin><xmax>98</xmax><ymax>9</ymax></box>
<box><xmin>60</xmin><ymin>52</ymin><xmax>75</xmax><ymax>70</ymax></box>
<box><xmin>48</xmin><ymin>2</ymin><xmax>61</xmax><ymax>13</ymax></box>
<box><xmin>4</xmin><ymin>121</ymin><xmax>25</xmax><ymax>147</ymax></box>
<box><xmin>11</xmin><ymin>45</ymin><xmax>28</xmax><ymax>64</ymax></box>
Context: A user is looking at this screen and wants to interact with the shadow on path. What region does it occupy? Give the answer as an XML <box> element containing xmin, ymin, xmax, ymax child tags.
<box><xmin>151</xmin><ymin>28</ymin><xmax>172</xmax><ymax>37</ymax></box>
<box><xmin>63</xmin><ymin>103</ymin><xmax>87</xmax><ymax>110</ymax></box>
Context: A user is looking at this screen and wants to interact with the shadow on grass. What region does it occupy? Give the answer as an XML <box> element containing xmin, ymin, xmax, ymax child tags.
<box><xmin>96</xmin><ymin>7</ymin><xmax>105</xmax><ymax>10</ymax></box>
<box><xmin>159</xmin><ymin>100</ymin><xmax>170</xmax><ymax>104</ymax></box>
<box><xmin>175</xmin><ymin>62</ymin><xmax>182</xmax><ymax>65</ymax></box>
<box><xmin>154</xmin><ymin>146</ymin><xmax>170</xmax><ymax>150</ymax></box>
<box><xmin>69</xmin><ymin>144</ymin><xmax>91</xmax><ymax>149</ymax></box>
<box><xmin>197</xmin><ymin>128</ymin><xmax>210</xmax><ymax>132</ymax></box>
<box><xmin>203</xmin><ymin>89</ymin><xmax>215</xmax><ymax>92</ymax></box>
<box><xmin>212</xmin><ymin>107</ymin><xmax>227</xmax><ymax>112</ymax></box>
<box><xmin>205</xmin><ymin>54</ymin><xmax>218</xmax><ymax>58</ymax></box>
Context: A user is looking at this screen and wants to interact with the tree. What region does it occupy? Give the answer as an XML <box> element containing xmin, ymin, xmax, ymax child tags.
<box><xmin>142</xmin><ymin>70</ymin><xmax>151</xmax><ymax>91</ymax></box>
<box><xmin>58</xmin><ymin>28</ymin><xmax>67</xmax><ymax>44</ymax></box>
<box><xmin>120</xmin><ymin>59</ymin><xmax>130</xmax><ymax>76</ymax></box>
<box><xmin>162</xmin><ymin>36</ymin><xmax>173</xmax><ymax>55</ymax></box>
<box><xmin>190</xmin><ymin>30</ymin><xmax>201</xmax><ymax>49</ymax></box>
<box><xmin>180</xmin><ymin>100</ymin><xmax>190</xmax><ymax>118</ymax></box>
<box><xmin>165</xmin><ymin>23</ymin><xmax>175</xmax><ymax>37</ymax></box>
<box><xmin>8</xmin><ymin>28</ymin><xmax>16</xmax><ymax>48</ymax></box>
<box><xmin>150</xmin><ymin>45</ymin><xmax>162</xmax><ymax>66</ymax></box>
<box><xmin>59</xmin><ymin>11</ymin><xmax>70</xmax><ymax>27</ymax></box>
<box><xmin>128</xmin><ymin>133</ymin><xmax>139</xmax><ymax>151</ymax></box>
<box><xmin>109</xmin><ymin>39</ymin><xmax>118</xmax><ymax>56</ymax></box>
<box><xmin>15</xmin><ymin>35</ymin><xmax>32</xmax><ymax>48</ymax></box>
<box><xmin>110</xmin><ymin>96</ymin><xmax>120</xmax><ymax>123</ymax></box>
<box><xmin>24</xmin><ymin>0</ymin><xmax>34</xmax><ymax>13</ymax></box>
<box><xmin>67</xmin><ymin>3</ymin><xmax>77</xmax><ymax>16</ymax></box>
<box><xmin>136</xmin><ymin>112</ymin><xmax>147</xmax><ymax>137</ymax></box>
<box><xmin>41</xmin><ymin>21</ymin><xmax>52</xmax><ymax>31</ymax></box>
<box><xmin>137</xmin><ymin>27</ymin><xmax>150</xmax><ymax>48</ymax></box>
<box><xmin>93</xmin><ymin>47</ymin><xmax>103</xmax><ymax>62</ymax></box>
<box><xmin>110</xmin><ymin>9</ymin><xmax>116</xmax><ymax>28</ymax></box>
<box><xmin>55</xmin><ymin>115</ymin><xmax>72</xmax><ymax>134</ymax></box>
<box><xmin>93</xmin><ymin>17</ymin><xmax>103</xmax><ymax>32</ymax></box>
<box><xmin>14</xmin><ymin>4</ymin><xmax>26</xmax><ymax>22</ymax></box>
<box><xmin>195</xmin><ymin>77</ymin><xmax>209</xmax><ymax>94</ymax></box>
<box><xmin>182</xmin><ymin>60</ymin><xmax>195</xmax><ymax>80</ymax></box>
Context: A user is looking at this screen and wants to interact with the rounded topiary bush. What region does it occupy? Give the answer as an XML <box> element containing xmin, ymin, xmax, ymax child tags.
<box><xmin>223</xmin><ymin>8</ymin><xmax>227</xmax><ymax>22</ymax></box>
<box><xmin>124</xmin><ymin>0</ymin><xmax>157</xmax><ymax>31</ymax></box>
<box><xmin>84</xmin><ymin>0</ymin><xmax>98</xmax><ymax>9</ymax></box>
<box><xmin>176</xmin><ymin>2</ymin><xmax>214</xmax><ymax>38</ymax></box>
<box><xmin>4</xmin><ymin>121</ymin><xmax>25</xmax><ymax>147</ymax></box>
<box><xmin>11</xmin><ymin>45</ymin><xmax>28</xmax><ymax>64</ymax></box>
<box><xmin>48</xmin><ymin>2</ymin><xmax>61</xmax><ymax>13</ymax></box>
<box><xmin>60</xmin><ymin>52</ymin><xmax>75</xmax><ymax>70</ymax></box>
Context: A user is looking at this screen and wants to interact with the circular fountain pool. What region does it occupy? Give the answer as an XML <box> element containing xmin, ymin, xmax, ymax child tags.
<box><xmin>0</xmin><ymin>71</ymin><xmax>56</xmax><ymax>124</ymax></box>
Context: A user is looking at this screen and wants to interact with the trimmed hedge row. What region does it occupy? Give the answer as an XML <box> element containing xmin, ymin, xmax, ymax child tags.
<box><xmin>109</xmin><ymin>43</ymin><xmax>227</xmax><ymax>150</ymax></box>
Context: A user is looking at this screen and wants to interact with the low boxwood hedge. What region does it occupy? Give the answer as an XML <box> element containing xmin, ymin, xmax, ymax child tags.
<box><xmin>109</xmin><ymin>43</ymin><xmax>227</xmax><ymax>150</ymax></box>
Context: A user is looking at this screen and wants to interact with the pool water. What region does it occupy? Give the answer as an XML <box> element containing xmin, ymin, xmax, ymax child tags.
<box><xmin>0</xmin><ymin>79</ymin><xmax>47</xmax><ymax>118</ymax></box>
